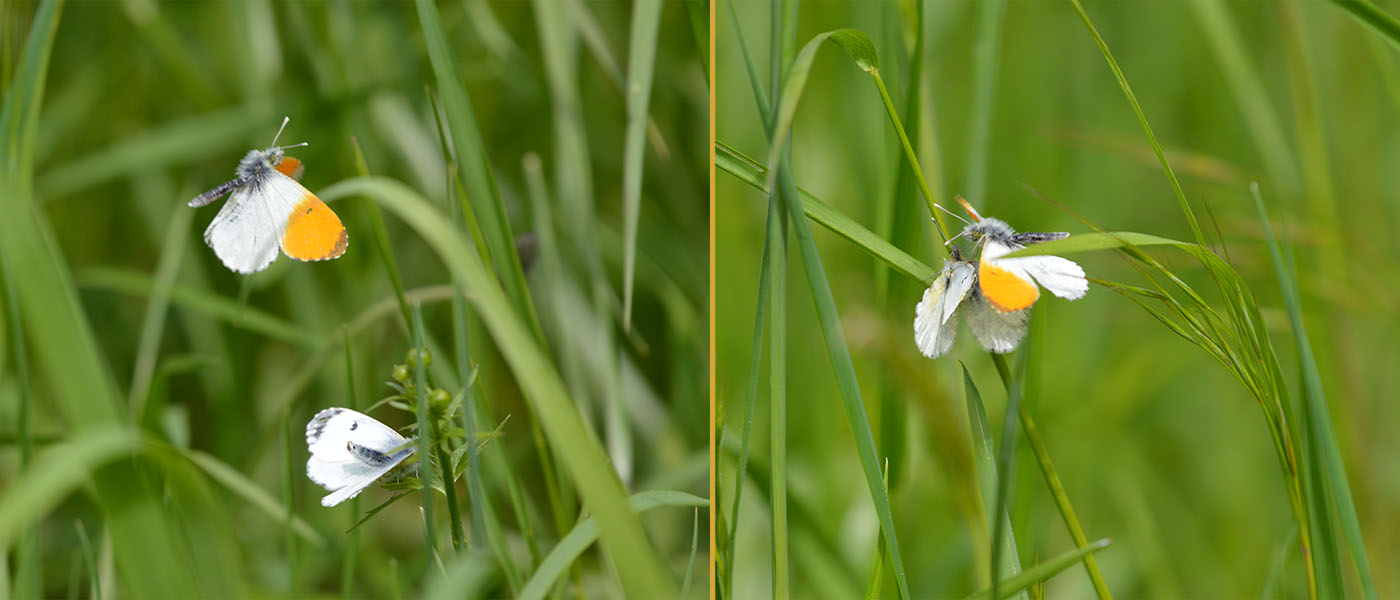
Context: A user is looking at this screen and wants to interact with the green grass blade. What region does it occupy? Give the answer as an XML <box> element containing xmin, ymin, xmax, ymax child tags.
<box><xmin>320</xmin><ymin>176</ymin><xmax>675</xmax><ymax>598</ymax></box>
<box><xmin>965</xmin><ymin>539</ymin><xmax>1113</xmax><ymax>600</ymax></box>
<box><xmin>350</xmin><ymin>136</ymin><xmax>412</xmax><ymax>328</ymax></box>
<box><xmin>717</xmin><ymin>141</ymin><xmax>938</xmax><ymax>282</ymax></box>
<box><xmin>181</xmin><ymin>449</ymin><xmax>324</xmax><ymax>548</ymax></box>
<box><xmin>961</xmin><ymin>366</ymin><xmax>1025</xmax><ymax>595</ymax></box>
<box><xmin>410</xmin><ymin>305</ymin><xmax>439</xmax><ymax>567</ymax></box>
<box><xmin>516</xmin><ymin>491</ymin><xmax>708</xmax><ymax>600</ymax></box>
<box><xmin>1254</xmin><ymin>184</ymin><xmax>1375</xmax><ymax>599</ymax></box>
<box><xmin>1066</xmin><ymin>0</ymin><xmax>1206</xmax><ymax>246</ymax></box>
<box><xmin>126</xmin><ymin>206</ymin><xmax>193</xmax><ymax>416</ymax></box>
<box><xmin>774</xmin><ymin>151</ymin><xmax>914</xmax><ymax>600</ymax></box>
<box><xmin>0</xmin><ymin>428</ymin><xmax>139</xmax><ymax>548</ymax></box>
<box><xmin>965</xmin><ymin>0</ymin><xmax>1006</xmax><ymax>205</ymax></box>
<box><xmin>76</xmin><ymin>267</ymin><xmax>317</xmax><ymax>348</ymax></box>
<box><xmin>415</xmin><ymin>0</ymin><xmax>544</xmax><ymax>344</ymax></box>
<box><xmin>620</xmin><ymin>0</ymin><xmax>662</xmax><ymax>331</ymax></box>
<box><xmin>1327</xmin><ymin>0</ymin><xmax>1400</xmax><ymax>50</ymax></box>
<box><xmin>989</xmin><ymin>351</ymin><xmax>1030</xmax><ymax>600</ymax></box>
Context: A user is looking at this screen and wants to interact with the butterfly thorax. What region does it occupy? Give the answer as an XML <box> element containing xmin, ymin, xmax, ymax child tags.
<box><xmin>963</xmin><ymin>218</ymin><xmax>1017</xmax><ymax>245</ymax></box>
<box><xmin>235</xmin><ymin>147</ymin><xmax>285</xmax><ymax>183</ymax></box>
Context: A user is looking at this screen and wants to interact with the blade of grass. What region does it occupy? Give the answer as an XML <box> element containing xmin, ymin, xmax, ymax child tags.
<box><xmin>517</xmin><ymin>491</ymin><xmax>708</xmax><ymax>600</ymax></box>
<box><xmin>282</xmin><ymin>412</ymin><xmax>299</xmax><ymax>595</ymax></box>
<box><xmin>965</xmin><ymin>0</ymin><xmax>1006</xmax><ymax>206</ymax></box>
<box><xmin>961</xmin><ymin>365</ymin><xmax>1025</xmax><ymax>596</ymax></box>
<box><xmin>0</xmin><ymin>428</ymin><xmax>138</xmax><ymax>547</ymax></box>
<box><xmin>410</xmin><ymin>305</ymin><xmax>439</xmax><ymax>568</ymax></box>
<box><xmin>620</xmin><ymin>0</ymin><xmax>663</xmax><ymax>331</ymax></box>
<box><xmin>127</xmin><ymin>205</ymin><xmax>193</xmax><ymax>416</ymax></box>
<box><xmin>989</xmin><ymin>351</ymin><xmax>1030</xmax><ymax>600</ymax></box>
<box><xmin>320</xmin><ymin>176</ymin><xmax>675</xmax><ymax>598</ymax></box>
<box><xmin>965</xmin><ymin>539</ymin><xmax>1113</xmax><ymax>600</ymax></box>
<box><xmin>1254</xmin><ymin>184</ymin><xmax>1375</xmax><ymax>599</ymax></box>
<box><xmin>1327</xmin><ymin>0</ymin><xmax>1400</xmax><ymax>51</ymax></box>
<box><xmin>1065</xmin><ymin>0</ymin><xmax>1206</xmax><ymax>246</ymax></box>
<box><xmin>717</xmin><ymin>141</ymin><xmax>938</xmax><ymax>282</ymax></box>
<box><xmin>350</xmin><ymin>136</ymin><xmax>411</xmax><ymax>327</ymax></box>
<box><xmin>341</xmin><ymin>328</ymin><xmax>361</xmax><ymax>600</ymax></box>
<box><xmin>181</xmin><ymin>448</ymin><xmax>324</xmax><ymax>547</ymax></box>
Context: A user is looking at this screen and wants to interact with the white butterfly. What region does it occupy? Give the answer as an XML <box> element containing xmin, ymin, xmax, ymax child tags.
<box><xmin>914</xmin><ymin>199</ymin><xmax>1087</xmax><ymax>358</ymax></box>
<box><xmin>914</xmin><ymin>254</ymin><xmax>1030</xmax><ymax>358</ymax></box>
<box><xmin>305</xmin><ymin>407</ymin><xmax>416</xmax><ymax>507</ymax></box>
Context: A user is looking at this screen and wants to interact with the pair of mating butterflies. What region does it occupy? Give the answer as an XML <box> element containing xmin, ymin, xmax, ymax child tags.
<box><xmin>190</xmin><ymin>118</ymin><xmax>348</xmax><ymax>274</ymax></box>
<box><xmin>913</xmin><ymin>199</ymin><xmax>1088</xmax><ymax>358</ymax></box>
<box><xmin>306</xmin><ymin>407</ymin><xmax>416</xmax><ymax>507</ymax></box>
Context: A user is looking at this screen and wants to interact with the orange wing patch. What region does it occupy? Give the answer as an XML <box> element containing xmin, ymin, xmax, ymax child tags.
<box><xmin>282</xmin><ymin>192</ymin><xmax>348</xmax><ymax>262</ymax></box>
<box><xmin>275</xmin><ymin>157</ymin><xmax>305</xmax><ymax>180</ymax></box>
<box><xmin>979</xmin><ymin>262</ymin><xmax>1039</xmax><ymax>313</ymax></box>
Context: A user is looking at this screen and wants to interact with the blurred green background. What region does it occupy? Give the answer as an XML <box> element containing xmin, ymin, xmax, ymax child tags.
<box><xmin>2</xmin><ymin>0</ymin><xmax>707</xmax><ymax>598</ymax></box>
<box><xmin>717</xmin><ymin>0</ymin><xmax>1398</xmax><ymax>598</ymax></box>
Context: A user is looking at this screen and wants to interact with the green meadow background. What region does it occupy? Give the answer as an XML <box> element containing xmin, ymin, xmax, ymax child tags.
<box><xmin>2</xmin><ymin>1</ymin><xmax>707</xmax><ymax>598</ymax></box>
<box><xmin>717</xmin><ymin>0</ymin><xmax>1398</xmax><ymax>598</ymax></box>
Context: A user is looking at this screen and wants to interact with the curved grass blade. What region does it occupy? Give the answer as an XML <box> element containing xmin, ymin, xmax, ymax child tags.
<box><xmin>1065</xmin><ymin>0</ymin><xmax>1206</xmax><ymax>246</ymax></box>
<box><xmin>717</xmin><ymin>141</ymin><xmax>938</xmax><ymax>283</ymax></box>
<box><xmin>320</xmin><ymin>176</ymin><xmax>675</xmax><ymax>598</ymax></box>
<box><xmin>965</xmin><ymin>539</ymin><xmax>1113</xmax><ymax>600</ymax></box>
<box><xmin>181</xmin><ymin>449</ymin><xmax>324</xmax><ymax>548</ymax></box>
<box><xmin>0</xmin><ymin>428</ymin><xmax>140</xmax><ymax>548</ymax></box>
<box><xmin>1328</xmin><ymin>0</ymin><xmax>1400</xmax><ymax>51</ymax></box>
<box><xmin>517</xmin><ymin>490</ymin><xmax>708</xmax><ymax>600</ymax></box>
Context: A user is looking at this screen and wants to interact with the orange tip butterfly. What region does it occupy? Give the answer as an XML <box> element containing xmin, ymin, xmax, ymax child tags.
<box><xmin>305</xmin><ymin>407</ymin><xmax>416</xmax><ymax>507</ymax></box>
<box><xmin>914</xmin><ymin>198</ymin><xmax>1087</xmax><ymax>358</ymax></box>
<box><xmin>189</xmin><ymin>117</ymin><xmax>347</xmax><ymax>274</ymax></box>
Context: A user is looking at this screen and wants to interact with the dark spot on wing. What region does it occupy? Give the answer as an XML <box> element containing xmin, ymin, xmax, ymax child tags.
<box><xmin>350</xmin><ymin>421</ymin><xmax>358</xmax><ymax>431</ymax></box>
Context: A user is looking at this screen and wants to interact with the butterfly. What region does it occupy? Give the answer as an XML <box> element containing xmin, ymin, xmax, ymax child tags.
<box><xmin>189</xmin><ymin>117</ymin><xmax>347</xmax><ymax>274</ymax></box>
<box><xmin>305</xmin><ymin>407</ymin><xmax>416</xmax><ymax>507</ymax></box>
<box><xmin>913</xmin><ymin>199</ymin><xmax>1087</xmax><ymax>358</ymax></box>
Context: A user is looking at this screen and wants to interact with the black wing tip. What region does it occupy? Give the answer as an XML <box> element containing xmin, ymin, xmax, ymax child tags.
<box><xmin>306</xmin><ymin>407</ymin><xmax>345</xmax><ymax>444</ymax></box>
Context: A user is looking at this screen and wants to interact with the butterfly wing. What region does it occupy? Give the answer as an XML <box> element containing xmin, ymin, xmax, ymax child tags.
<box><xmin>306</xmin><ymin>408</ymin><xmax>414</xmax><ymax>507</ymax></box>
<box><xmin>260</xmin><ymin>170</ymin><xmax>348</xmax><ymax>263</ymax></box>
<box><xmin>978</xmin><ymin>239</ymin><xmax>1041</xmax><ymax>313</ymax></box>
<box><xmin>203</xmin><ymin>184</ymin><xmax>284</xmax><ymax>274</ymax></box>
<box><xmin>914</xmin><ymin>261</ymin><xmax>975</xmax><ymax>358</ymax></box>
<box><xmin>964</xmin><ymin>292</ymin><xmax>1029</xmax><ymax>353</ymax></box>
<box><xmin>982</xmin><ymin>238</ymin><xmax>1087</xmax><ymax>302</ymax></box>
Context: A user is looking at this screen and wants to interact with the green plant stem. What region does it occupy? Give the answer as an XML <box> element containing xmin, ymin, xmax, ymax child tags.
<box><xmin>870</xmin><ymin>70</ymin><xmax>949</xmax><ymax>243</ymax></box>
<box><xmin>410</xmin><ymin>306</ymin><xmax>437</xmax><ymax>569</ymax></box>
<box><xmin>989</xmin><ymin>355</ymin><xmax>1111</xmax><ymax>598</ymax></box>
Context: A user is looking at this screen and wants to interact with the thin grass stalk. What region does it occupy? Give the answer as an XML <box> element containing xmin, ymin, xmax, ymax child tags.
<box><xmin>620</xmin><ymin>0</ymin><xmax>662</xmax><ymax>330</ymax></box>
<box><xmin>961</xmin><ymin>366</ymin><xmax>1025</xmax><ymax>597</ymax></box>
<box><xmin>988</xmin><ymin>354</ymin><xmax>1111</xmax><ymax>598</ymax></box>
<box><xmin>281</xmin><ymin>411</ymin><xmax>298</xmax><ymax>595</ymax></box>
<box><xmin>1254</xmin><ymin>185</ymin><xmax>1376</xmax><ymax>599</ymax></box>
<box><xmin>410</xmin><ymin>305</ymin><xmax>438</xmax><ymax>574</ymax></box>
<box><xmin>340</xmin><ymin>329</ymin><xmax>360</xmax><ymax>600</ymax></box>
<box><xmin>988</xmin><ymin>351</ymin><xmax>1028</xmax><ymax>600</ymax></box>
<box><xmin>767</xmin><ymin>0</ymin><xmax>794</xmax><ymax>593</ymax></box>
<box><xmin>1064</xmin><ymin>0</ymin><xmax>1206</xmax><ymax>247</ymax></box>
<box><xmin>2</xmin><ymin>233</ymin><xmax>40</xmax><ymax>600</ymax></box>
<box><xmin>350</xmin><ymin>136</ymin><xmax>411</xmax><ymax>327</ymax></box>
<box><xmin>965</xmin><ymin>0</ymin><xmax>1006</xmax><ymax>206</ymax></box>
<box><xmin>126</xmin><ymin>207</ymin><xmax>191</xmax><ymax>415</ymax></box>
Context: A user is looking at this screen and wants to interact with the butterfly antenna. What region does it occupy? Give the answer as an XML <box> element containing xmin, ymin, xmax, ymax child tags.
<box><xmin>932</xmin><ymin>202</ymin><xmax>970</xmax><ymax>225</ymax></box>
<box><xmin>269</xmin><ymin>116</ymin><xmax>291</xmax><ymax>147</ymax></box>
<box><xmin>944</xmin><ymin>229</ymin><xmax>968</xmax><ymax>246</ymax></box>
<box><xmin>955</xmin><ymin>195</ymin><xmax>983</xmax><ymax>221</ymax></box>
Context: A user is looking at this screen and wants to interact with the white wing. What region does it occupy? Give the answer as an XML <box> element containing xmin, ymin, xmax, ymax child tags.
<box><xmin>914</xmin><ymin>261</ymin><xmax>975</xmax><ymax>358</ymax></box>
<box><xmin>305</xmin><ymin>407</ymin><xmax>415</xmax><ymax>507</ymax></box>
<box><xmin>963</xmin><ymin>293</ymin><xmax>1029</xmax><ymax>353</ymax></box>
<box><xmin>202</xmin><ymin>171</ymin><xmax>318</xmax><ymax>274</ymax></box>
<box><xmin>203</xmin><ymin>184</ymin><xmax>283</xmax><ymax>274</ymax></box>
<box><xmin>982</xmin><ymin>239</ymin><xmax>1087</xmax><ymax>301</ymax></box>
